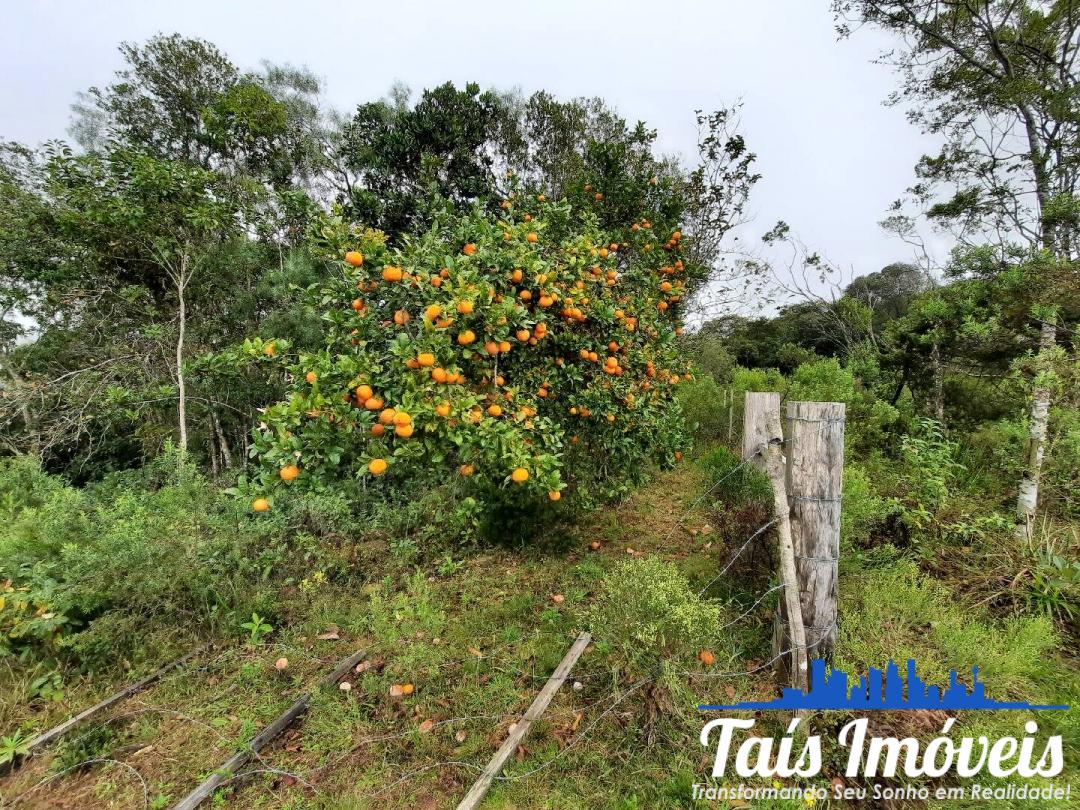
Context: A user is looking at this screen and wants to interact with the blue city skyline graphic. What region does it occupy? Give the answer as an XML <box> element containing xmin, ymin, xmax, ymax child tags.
<box><xmin>698</xmin><ymin>659</ymin><xmax>1068</xmax><ymax>712</ymax></box>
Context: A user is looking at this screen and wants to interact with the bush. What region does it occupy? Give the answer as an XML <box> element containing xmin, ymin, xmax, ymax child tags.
<box><xmin>898</xmin><ymin>417</ymin><xmax>964</xmax><ymax>524</ymax></box>
<box><xmin>697</xmin><ymin>446</ymin><xmax>772</xmax><ymax>510</ymax></box>
<box><xmin>787</xmin><ymin>357</ymin><xmax>900</xmax><ymax>451</ymax></box>
<box><xmin>587</xmin><ymin>557</ymin><xmax>722</xmax><ymax>676</ymax></box>
<box><xmin>841</xmin><ymin>462</ymin><xmax>900</xmax><ymax>548</ymax></box>
<box><xmin>247</xmin><ymin>195</ymin><xmax>694</xmax><ymax>525</ymax></box>
<box><xmin>677</xmin><ymin>374</ymin><xmax>730</xmax><ymax>445</ymax></box>
<box><xmin>0</xmin><ymin>455</ymin><xmax>356</xmax><ymax>669</ymax></box>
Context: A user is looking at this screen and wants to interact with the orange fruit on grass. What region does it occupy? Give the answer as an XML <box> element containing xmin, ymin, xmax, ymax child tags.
<box><xmin>252</xmin><ymin>497</ymin><xmax>270</xmax><ymax>512</ymax></box>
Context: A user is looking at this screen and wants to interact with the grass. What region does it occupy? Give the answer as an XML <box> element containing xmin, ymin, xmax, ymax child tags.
<box><xmin>0</xmin><ymin>452</ymin><xmax>1076</xmax><ymax>809</ymax></box>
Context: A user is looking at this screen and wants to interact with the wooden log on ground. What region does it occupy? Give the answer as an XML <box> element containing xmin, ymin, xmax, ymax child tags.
<box><xmin>456</xmin><ymin>632</ymin><xmax>591</xmax><ymax>810</ymax></box>
<box><xmin>786</xmin><ymin>401</ymin><xmax>845</xmax><ymax>661</ymax></box>
<box><xmin>171</xmin><ymin>648</ymin><xmax>367</xmax><ymax>810</ymax></box>
<box><xmin>3</xmin><ymin>645</ymin><xmax>208</xmax><ymax>774</ymax></box>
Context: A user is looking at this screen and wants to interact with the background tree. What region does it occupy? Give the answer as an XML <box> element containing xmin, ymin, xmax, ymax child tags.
<box><xmin>834</xmin><ymin>0</ymin><xmax>1080</xmax><ymax>537</ymax></box>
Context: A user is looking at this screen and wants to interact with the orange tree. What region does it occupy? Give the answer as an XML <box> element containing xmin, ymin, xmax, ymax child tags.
<box><xmin>245</xmin><ymin>189</ymin><xmax>696</xmax><ymax>524</ymax></box>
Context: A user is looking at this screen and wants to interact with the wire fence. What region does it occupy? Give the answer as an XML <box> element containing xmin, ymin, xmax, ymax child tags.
<box><xmin>7</xmin><ymin>434</ymin><xmax>835</xmax><ymax>808</ymax></box>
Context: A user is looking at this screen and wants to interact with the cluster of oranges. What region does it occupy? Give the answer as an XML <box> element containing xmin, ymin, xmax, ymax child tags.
<box><xmin>249</xmin><ymin>193</ymin><xmax>691</xmax><ymax>512</ymax></box>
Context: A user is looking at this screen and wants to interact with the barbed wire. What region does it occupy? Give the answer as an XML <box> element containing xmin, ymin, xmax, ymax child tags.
<box><xmin>660</xmin><ymin>445</ymin><xmax>765</xmax><ymax>546</ymax></box>
<box><xmin>9</xmin><ymin>423</ymin><xmax>842</xmax><ymax>805</ymax></box>
<box><xmin>696</xmin><ymin>518</ymin><xmax>777</xmax><ymax>597</ymax></box>
<box><xmin>6</xmin><ymin>757</ymin><xmax>150</xmax><ymax>809</ymax></box>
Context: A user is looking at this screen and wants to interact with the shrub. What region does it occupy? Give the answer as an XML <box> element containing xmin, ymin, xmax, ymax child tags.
<box><xmin>0</xmin><ymin>456</ymin><xmax>350</xmax><ymax>669</ymax></box>
<box><xmin>247</xmin><ymin>195</ymin><xmax>694</xmax><ymax>522</ymax></box>
<box><xmin>587</xmin><ymin>557</ymin><xmax>722</xmax><ymax>676</ymax></box>
<box><xmin>841</xmin><ymin>462</ymin><xmax>901</xmax><ymax>548</ymax></box>
<box><xmin>898</xmin><ymin>417</ymin><xmax>964</xmax><ymax>524</ymax></box>
<box><xmin>787</xmin><ymin>357</ymin><xmax>900</xmax><ymax>451</ymax></box>
<box><xmin>697</xmin><ymin>446</ymin><xmax>772</xmax><ymax>510</ymax></box>
<box><xmin>677</xmin><ymin>373</ymin><xmax>729</xmax><ymax>445</ymax></box>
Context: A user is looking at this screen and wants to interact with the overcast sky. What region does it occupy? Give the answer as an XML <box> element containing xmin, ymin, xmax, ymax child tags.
<box><xmin>2</xmin><ymin>0</ymin><xmax>947</xmax><ymax>306</ymax></box>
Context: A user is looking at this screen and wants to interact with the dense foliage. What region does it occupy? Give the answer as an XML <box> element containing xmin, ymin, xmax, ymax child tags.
<box><xmin>249</xmin><ymin>193</ymin><xmax>694</xmax><ymax>514</ymax></box>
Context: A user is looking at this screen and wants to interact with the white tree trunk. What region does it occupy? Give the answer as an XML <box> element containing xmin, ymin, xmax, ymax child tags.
<box><xmin>1016</xmin><ymin>320</ymin><xmax>1057</xmax><ymax>540</ymax></box>
<box><xmin>175</xmin><ymin>252</ymin><xmax>190</xmax><ymax>462</ymax></box>
<box><xmin>930</xmin><ymin>340</ymin><xmax>945</xmax><ymax>425</ymax></box>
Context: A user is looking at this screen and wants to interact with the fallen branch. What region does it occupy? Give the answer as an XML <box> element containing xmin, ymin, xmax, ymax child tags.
<box><xmin>170</xmin><ymin>647</ymin><xmax>367</xmax><ymax>810</ymax></box>
<box><xmin>4</xmin><ymin>645</ymin><xmax>208</xmax><ymax>774</ymax></box>
<box><xmin>456</xmin><ymin>632</ymin><xmax>591</xmax><ymax>810</ymax></box>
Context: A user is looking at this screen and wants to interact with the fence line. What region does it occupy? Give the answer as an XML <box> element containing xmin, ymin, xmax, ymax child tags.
<box><xmin>9</xmin><ymin>404</ymin><xmax>845</xmax><ymax>806</ymax></box>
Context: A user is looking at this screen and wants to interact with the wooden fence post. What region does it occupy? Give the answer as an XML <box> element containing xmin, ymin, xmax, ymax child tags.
<box><xmin>785</xmin><ymin>401</ymin><xmax>845</xmax><ymax>664</ymax></box>
<box><xmin>742</xmin><ymin>392</ymin><xmax>777</xmax><ymax>465</ymax></box>
<box><xmin>742</xmin><ymin>392</ymin><xmax>808</xmax><ymax>691</ymax></box>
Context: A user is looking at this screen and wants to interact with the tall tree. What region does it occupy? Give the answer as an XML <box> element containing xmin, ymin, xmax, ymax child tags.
<box><xmin>834</xmin><ymin>0</ymin><xmax>1080</xmax><ymax>538</ymax></box>
<box><xmin>0</xmin><ymin>145</ymin><xmax>265</xmax><ymax>472</ymax></box>
<box><xmin>72</xmin><ymin>34</ymin><xmax>333</xmax><ymax>191</ymax></box>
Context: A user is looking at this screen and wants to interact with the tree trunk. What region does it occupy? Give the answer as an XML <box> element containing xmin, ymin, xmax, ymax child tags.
<box><xmin>211</xmin><ymin>411</ymin><xmax>233</xmax><ymax>468</ymax></box>
<box><xmin>209</xmin><ymin>420</ymin><xmax>219</xmax><ymax>479</ymax></box>
<box><xmin>174</xmin><ymin>251</ymin><xmax>190</xmax><ymax>463</ymax></box>
<box><xmin>930</xmin><ymin>339</ymin><xmax>945</xmax><ymax>425</ymax></box>
<box><xmin>1016</xmin><ymin>319</ymin><xmax>1057</xmax><ymax>540</ymax></box>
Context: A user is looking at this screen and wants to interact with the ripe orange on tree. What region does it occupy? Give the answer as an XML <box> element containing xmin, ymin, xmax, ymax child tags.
<box><xmin>249</xmin><ymin>194</ymin><xmax>693</xmax><ymax>516</ymax></box>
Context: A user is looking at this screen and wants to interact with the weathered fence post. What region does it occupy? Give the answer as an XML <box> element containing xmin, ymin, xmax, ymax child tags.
<box><xmin>742</xmin><ymin>391</ymin><xmax>776</xmax><ymax>465</ymax></box>
<box><xmin>785</xmin><ymin>401</ymin><xmax>845</xmax><ymax>663</ymax></box>
<box><xmin>743</xmin><ymin>392</ymin><xmax>808</xmax><ymax>691</ymax></box>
